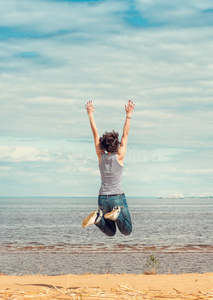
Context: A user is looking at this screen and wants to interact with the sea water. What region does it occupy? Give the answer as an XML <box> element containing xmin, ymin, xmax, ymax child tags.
<box><xmin>0</xmin><ymin>197</ymin><xmax>213</xmax><ymax>275</ymax></box>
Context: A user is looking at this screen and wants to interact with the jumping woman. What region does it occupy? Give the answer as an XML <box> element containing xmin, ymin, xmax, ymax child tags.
<box><xmin>82</xmin><ymin>100</ymin><xmax>135</xmax><ymax>236</ymax></box>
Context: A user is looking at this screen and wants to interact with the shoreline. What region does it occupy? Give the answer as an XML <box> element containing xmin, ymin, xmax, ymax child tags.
<box><xmin>1</xmin><ymin>273</ymin><xmax>213</xmax><ymax>299</ymax></box>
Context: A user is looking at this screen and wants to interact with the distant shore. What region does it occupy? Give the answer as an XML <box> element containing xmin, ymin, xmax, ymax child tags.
<box><xmin>0</xmin><ymin>273</ymin><xmax>213</xmax><ymax>299</ymax></box>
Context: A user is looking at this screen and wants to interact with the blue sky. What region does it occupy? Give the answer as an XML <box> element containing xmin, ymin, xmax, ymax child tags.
<box><xmin>0</xmin><ymin>0</ymin><xmax>213</xmax><ymax>197</ymax></box>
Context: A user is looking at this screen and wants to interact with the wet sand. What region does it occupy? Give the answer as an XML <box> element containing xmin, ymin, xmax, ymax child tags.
<box><xmin>0</xmin><ymin>272</ymin><xmax>213</xmax><ymax>299</ymax></box>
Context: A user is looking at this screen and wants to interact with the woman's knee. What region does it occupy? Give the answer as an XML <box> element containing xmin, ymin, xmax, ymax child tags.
<box><xmin>116</xmin><ymin>222</ymin><xmax>132</xmax><ymax>235</ymax></box>
<box><xmin>105</xmin><ymin>230</ymin><xmax>116</xmax><ymax>237</ymax></box>
<box><xmin>121</xmin><ymin>226</ymin><xmax>132</xmax><ymax>236</ymax></box>
<box><xmin>123</xmin><ymin>228</ymin><xmax>132</xmax><ymax>236</ymax></box>
<box><xmin>96</xmin><ymin>223</ymin><xmax>116</xmax><ymax>236</ymax></box>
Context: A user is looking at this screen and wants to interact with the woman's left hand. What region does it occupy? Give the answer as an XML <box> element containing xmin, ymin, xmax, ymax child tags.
<box><xmin>125</xmin><ymin>100</ymin><xmax>135</xmax><ymax>118</ymax></box>
<box><xmin>85</xmin><ymin>100</ymin><xmax>94</xmax><ymax>116</ymax></box>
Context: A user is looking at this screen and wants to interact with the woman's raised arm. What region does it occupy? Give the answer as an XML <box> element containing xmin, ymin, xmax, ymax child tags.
<box><xmin>117</xmin><ymin>100</ymin><xmax>135</xmax><ymax>163</ymax></box>
<box><xmin>85</xmin><ymin>101</ymin><xmax>103</xmax><ymax>161</ymax></box>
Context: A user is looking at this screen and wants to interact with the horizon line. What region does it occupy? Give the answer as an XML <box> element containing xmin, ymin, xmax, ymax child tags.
<box><xmin>0</xmin><ymin>196</ymin><xmax>212</xmax><ymax>199</ymax></box>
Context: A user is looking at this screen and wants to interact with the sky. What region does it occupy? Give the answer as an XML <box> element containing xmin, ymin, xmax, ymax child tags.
<box><xmin>0</xmin><ymin>0</ymin><xmax>213</xmax><ymax>197</ymax></box>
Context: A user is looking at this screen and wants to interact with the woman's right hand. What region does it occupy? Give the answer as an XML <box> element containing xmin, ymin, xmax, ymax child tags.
<box><xmin>125</xmin><ymin>100</ymin><xmax>135</xmax><ymax>117</ymax></box>
<box><xmin>85</xmin><ymin>100</ymin><xmax>94</xmax><ymax>116</ymax></box>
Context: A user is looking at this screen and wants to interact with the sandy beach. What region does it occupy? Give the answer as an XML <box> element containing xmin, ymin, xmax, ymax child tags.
<box><xmin>1</xmin><ymin>273</ymin><xmax>213</xmax><ymax>299</ymax></box>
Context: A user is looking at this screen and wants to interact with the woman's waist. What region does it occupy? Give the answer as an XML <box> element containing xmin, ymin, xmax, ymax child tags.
<box><xmin>100</xmin><ymin>178</ymin><xmax>122</xmax><ymax>187</ymax></box>
<box><xmin>98</xmin><ymin>193</ymin><xmax>127</xmax><ymax>207</ymax></box>
<box><xmin>99</xmin><ymin>184</ymin><xmax>124</xmax><ymax>196</ymax></box>
<box><xmin>99</xmin><ymin>193</ymin><xmax>125</xmax><ymax>198</ymax></box>
<box><xmin>98</xmin><ymin>193</ymin><xmax>126</xmax><ymax>204</ymax></box>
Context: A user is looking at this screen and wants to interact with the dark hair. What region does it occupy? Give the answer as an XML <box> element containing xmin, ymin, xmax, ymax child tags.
<box><xmin>99</xmin><ymin>130</ymin><xmax>120</xmax><ymax>153</ymax></box>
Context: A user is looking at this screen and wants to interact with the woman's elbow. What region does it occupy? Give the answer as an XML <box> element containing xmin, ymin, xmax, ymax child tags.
<box><xmin>123</xmin><ymin>131</ymin><xmax>129</xmax><ymax>137</ymax></box>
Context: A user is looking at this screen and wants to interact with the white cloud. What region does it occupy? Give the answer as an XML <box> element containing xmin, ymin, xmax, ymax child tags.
<box><xmin>0</xmin><ymin>146</ymin><xmax>49</xmax><ymax>162</ymax></box>
<box><xmin>0</xmin><ymin>166</ymin><xmax>11</xmax><ymax>171</ymax></box>
<box><xmin>135</xmin><ymin>0</ymin><xmax>213</xmax><ymax>26</ymax></box>
<box><xmin>0</xmin><ymin>0</ymin><xmax>127</xmax><ymax>33</ymax></box>
<box><xmin>77</xmin><ymin>166</ymin><xmax>99</xmax><ymax>176</ymax></box>
<box><xmin>170</xmin><ymin>168</ymin><xmax>213</xmax><ymax>175</ymax></box>
<box><xmin>0</xmin><ymin>145</ymin><xmax>92</xmax><ymax>163</ymax></box>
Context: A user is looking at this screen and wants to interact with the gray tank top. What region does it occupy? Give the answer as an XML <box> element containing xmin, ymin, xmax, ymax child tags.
<box><xmin>99</xmin><ymin>153</ymin><xmax>124</xmax><ymax>195</ymax></box>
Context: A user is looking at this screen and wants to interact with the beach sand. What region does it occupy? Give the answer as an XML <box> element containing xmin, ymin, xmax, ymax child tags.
<box><xmin>0</xmin><ymin>273</ymin><xmax>213</xmax><ymax>299</ymax></box>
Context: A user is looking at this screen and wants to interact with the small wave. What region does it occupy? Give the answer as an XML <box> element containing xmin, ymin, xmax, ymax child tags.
<box><xmin>1</xmin><ymin>243</ymin><xmax>213</xmax><ymax>253</ymax></box>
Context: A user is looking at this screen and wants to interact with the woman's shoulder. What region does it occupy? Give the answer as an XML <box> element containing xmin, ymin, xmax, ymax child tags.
<box><xmin>98</xmin><ymin>152</ymin><xmax>105</xmax><ymax>164</ymax></box>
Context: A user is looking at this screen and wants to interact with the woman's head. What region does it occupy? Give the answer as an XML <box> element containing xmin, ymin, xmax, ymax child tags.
<box><xmin>99</xmin><ymin>130</ymin><xmax>120</xmax><ymax>153</ymax></box>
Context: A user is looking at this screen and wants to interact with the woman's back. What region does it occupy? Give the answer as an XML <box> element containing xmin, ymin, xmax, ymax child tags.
<box><xmin>99</xmin><ymin>153</ymin><xmax>124</xmax><ymax>195</ymax></box>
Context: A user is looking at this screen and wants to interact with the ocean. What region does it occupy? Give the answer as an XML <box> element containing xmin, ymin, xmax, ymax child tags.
<box><xmin>0</xmin><ymin>197</ymin><xmax>213</xmax><ymax>275</ymax></box>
